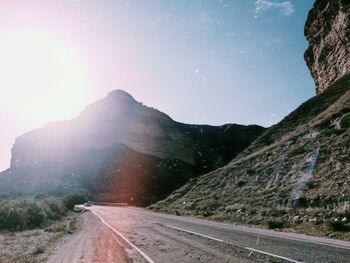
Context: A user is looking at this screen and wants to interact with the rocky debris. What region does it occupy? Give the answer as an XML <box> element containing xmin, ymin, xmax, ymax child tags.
<box><xmin>293</xmin><ymin>216</ymin><xmax>301</xmax><ymax>223</ymax></box>
<box><xmin>305</xmin><ymin>0</ymin><xmax>350</xmax><ymax>94</ymax></box>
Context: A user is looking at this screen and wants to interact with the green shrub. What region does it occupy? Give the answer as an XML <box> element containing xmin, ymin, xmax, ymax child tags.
<box><xmin>6</xmin><ymin>208</ymin><xmax>27</xmax><ymax>231</ymax></box>
<box><xmin>26</xmin><ymin>201</ymin><xmax>45</xmax><ymax>228</ymax></box>
<box><xmin>63</xmin><ymin>193</ymin><xmax>86</xmax><ymax>211</ymax></box>
<box><xmin>236</xmin><ymin>180</ymin><xmax>246</xmax><ymax>187</ymax></box>
<box><xmin>270</xmin><ymin>208</ymin><xmax>288</xmax><ymax>217</ymax></box>
<box><xmin>43</xmin><ymin>198</ymin><xmax>67</xmax><ymax>220</ymax></box>
<box><xmin>267</xmin><ymin>219</ymin><xmax>285</xmax><ymax>229</ymax></box>
<box><xmin>0</xmin><ymin>197</ymin><xmax>68</xmax><ymax>232</ymax></box>
<box><xmin>328</xmin><ymin>221</ymin><xmax>350</xmax><ymax>231</ymax></box>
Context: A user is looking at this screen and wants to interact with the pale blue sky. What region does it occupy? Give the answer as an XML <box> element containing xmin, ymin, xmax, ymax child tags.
<box><xmin>0</xmin><ymin>0</ymin><xmax>315</xmax><ymax>170</ymax></box>
<box><xmin>107</xmin><ymin>0</ymin><xmax>315</xmax><ymax>126</ymax></box>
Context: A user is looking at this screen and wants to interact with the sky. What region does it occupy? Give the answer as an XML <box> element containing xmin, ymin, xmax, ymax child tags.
<box><xmin>0</xmin><ymin>0</ymin><xmax>315</xmax><ymax>171</ymax></box>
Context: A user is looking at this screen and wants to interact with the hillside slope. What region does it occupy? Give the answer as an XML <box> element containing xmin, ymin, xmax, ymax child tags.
<box><xmin>152</xmin><ymin>74</ymin><xmax>350</xmax><ymax>234</ymax></box>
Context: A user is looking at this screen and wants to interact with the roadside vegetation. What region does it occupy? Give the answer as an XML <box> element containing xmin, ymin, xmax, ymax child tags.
<box><xmin>0</xmin><ymin>193</ymin><xmax>86</xmax><ymax>232</ymax></box>
<box><xmin>0</xmin><ymin>193</ymin><xmax>86</xmax><ymax>263</ymax></box>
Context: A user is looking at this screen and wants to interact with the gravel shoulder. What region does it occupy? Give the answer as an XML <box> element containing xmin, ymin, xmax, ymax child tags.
<box><xmin>47</xmin><ymin>211</ymin><xmax>132</xmax><ymax>263</ymax></box>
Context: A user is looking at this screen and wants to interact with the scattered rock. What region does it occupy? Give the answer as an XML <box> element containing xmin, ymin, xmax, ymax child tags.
<box><xmin>328</xmin><ymin>233</ymin><xmax>335</xmax><ymax>238</ymax></box>
<box><xmin>310</xmin><ymin>217</ymin><xmax>323</xmax><ymax>225</ymax></box>
<box><xmin>293</xmin><ymin>216</ymin><xmax>300</xmax><ymax>222</ymax></box>
<box><xmin>225</xmin><ymin>203</ymin><xmax>244</xmax><ymax>212</ymax></box>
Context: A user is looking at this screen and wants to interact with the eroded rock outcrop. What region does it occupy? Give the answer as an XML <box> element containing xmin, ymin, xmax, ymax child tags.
<box><xmin>305</xmin><ymin>0</ymin><xmax>350</xmax><ymax>94</ymax></box>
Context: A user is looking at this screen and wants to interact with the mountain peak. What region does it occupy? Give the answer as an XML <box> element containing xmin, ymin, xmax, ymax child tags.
<box><xmin>107</xmin><ymin>89</ymin><xmax>136</xmax><ymax>102</ymax></box>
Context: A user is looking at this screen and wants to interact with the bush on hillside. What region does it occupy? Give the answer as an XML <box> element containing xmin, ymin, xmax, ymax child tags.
<box><xmin>43</xmin><ymin>198</ymin><xmax>67</xmax><ymax>220</ymax></box>
<box><xmin>267</xmin><ymin>219</ymin><xmax>286</xmax><ymax>229</ymax></box>
<box><xmin>63</xmin><ymin>193</ymin><xmax>86</xmax><ymax>211</ymax></box>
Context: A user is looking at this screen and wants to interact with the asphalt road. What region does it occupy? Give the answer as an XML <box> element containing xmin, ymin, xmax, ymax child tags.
<box><xmin>86</xmin><ymin>206</ymin><xmax>350</xmax><ymax>263</ymax></box>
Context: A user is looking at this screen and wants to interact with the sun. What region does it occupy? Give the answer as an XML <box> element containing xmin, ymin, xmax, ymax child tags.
<box><xmin>0</xmin><ymin>30</ymin><xmax>88</xmax><ymax>125</ymax></box>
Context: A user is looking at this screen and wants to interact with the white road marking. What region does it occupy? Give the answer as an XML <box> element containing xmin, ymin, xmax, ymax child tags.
<box><xmin>91</xmin><ymin>210</ymin><xmax>155</xmax><ymax>263</ymax></box>
<box><xmin>245</xmin><ymin>247</ymin><xmax>304</xmax><ymax>263</ymax></box>
<box><xmin>165</xmin><ymin>224</ymin><xmax>303</xmax><ymax>263</ymax></box>
<box><xmin>165</xmin><ymin>225</ymin><xmax>225</xmax><ymax>243</ymax></box>
<box><xmin>249</xmin><ymin>231</ymin><xmax>350</xmax><ymax>251</ymax></box>
<box><xmin>130</xmin><ymin>208</ymin><xmax>350</xmax><ymax>251</ymax></box>
<box><xmin>109</xmin><ymin>230</ymin><xmax>125</xmax><ymax>248</ymax></box>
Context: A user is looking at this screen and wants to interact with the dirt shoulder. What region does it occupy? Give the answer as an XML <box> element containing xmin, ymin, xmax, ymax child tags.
<box><xmin>0</xmin><ymin>229</ymin><xmax>59</xmax><ymax>263</ymax></box>
<box><xmin>47</xmin><ymin>211</ymin><xmax>132</xmax><ymax>263</ymax></box>
<box><xmin>0</xmin><ymin>213</ymin><xmax>80</xmax><ymax>263</ymax></box>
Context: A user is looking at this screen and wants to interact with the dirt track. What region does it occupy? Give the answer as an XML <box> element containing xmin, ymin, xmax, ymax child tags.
<box><xmin>47</xmin><ymin>211</ymin><xmax>132</xmax><ymax>263</ymax></box>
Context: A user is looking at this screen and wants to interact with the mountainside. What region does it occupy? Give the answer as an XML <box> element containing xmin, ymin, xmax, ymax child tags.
<box><xmin>305</xmin><ymin>0</ymin><xmax>350</xmax><ymax>94</ymax></box>
<box><xmin>0</xmin><ymin>144</ymin><xmax>197</xmax><ymax>206</ymax></box>
<box><xmin>0</xmin><ymin>90</ymin><xmax>264</xmax><ymax>205</ymax></box>
<box><xmin>152</xmin><ymin>0</ymin><xmax>350</xmax><ymax>237</ymax></box>
<box><xmin>152</xmin><ymin>73</ymin><xmax>350</xmax><ymax>236</ymax></box>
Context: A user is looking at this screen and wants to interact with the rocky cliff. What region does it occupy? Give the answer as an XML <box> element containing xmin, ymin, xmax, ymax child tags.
<box><xmin>0</xmin><ymin>90</ymin><xmax>264</xmax><ymax>205</ymax></box>
<box><xmin>305</xmin><ymin>0</ymin><xmax>350</xmax><ymax>94</ymax></box>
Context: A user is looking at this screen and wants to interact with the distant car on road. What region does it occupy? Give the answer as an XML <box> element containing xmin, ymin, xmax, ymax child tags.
<box><xmin>84</xmin><ymin>201</ymin><xmax>92</xmax><ymax>207</ymax></box>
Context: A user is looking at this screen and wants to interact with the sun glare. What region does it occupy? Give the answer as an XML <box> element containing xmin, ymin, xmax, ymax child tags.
<box><xmin>0</xmin><ymin>30</ymin><xmax>87</xmax><ymax>125</ymax></box>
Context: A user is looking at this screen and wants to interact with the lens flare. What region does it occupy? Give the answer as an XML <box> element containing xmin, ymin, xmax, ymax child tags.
<box><xmin>0</xmin><ymin>30</ymin><xmax>88</xmax><ymax>125</ymax></box>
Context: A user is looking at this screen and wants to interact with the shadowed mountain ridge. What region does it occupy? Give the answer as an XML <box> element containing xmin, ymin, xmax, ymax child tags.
<box><xmin>0</xmin><ymin>90</ymin><xmax>265</xmax><ymax>205</ymax></box>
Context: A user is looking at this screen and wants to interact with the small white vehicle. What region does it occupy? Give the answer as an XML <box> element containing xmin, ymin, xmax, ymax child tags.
<box><xmin>84</xmin><ymin>201</ymin><xmax>92</xmax><ymax>207</ymax></box>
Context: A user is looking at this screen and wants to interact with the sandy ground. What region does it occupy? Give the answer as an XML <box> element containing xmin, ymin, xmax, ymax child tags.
<box><xmin>47</xmin><ymin>211</ymin><xmax>132</xmax><ymax>263</ymax></box>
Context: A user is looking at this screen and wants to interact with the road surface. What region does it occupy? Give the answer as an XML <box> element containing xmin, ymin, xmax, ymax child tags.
<box><xmin>82</xmin><ymin>206</ymin><xmax>350</xmax><ymax>263</ymax></box>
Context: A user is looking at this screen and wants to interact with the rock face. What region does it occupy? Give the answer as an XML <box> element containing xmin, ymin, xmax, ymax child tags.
<box><xmin>305</xmin><ymin>0</ymin><xmax>350</xmax><ymax>94</ymax></box>
<box><xmin>0</xmin><ymin>90</ymin><xmax>265</xmax><ymax>205</ymax></box>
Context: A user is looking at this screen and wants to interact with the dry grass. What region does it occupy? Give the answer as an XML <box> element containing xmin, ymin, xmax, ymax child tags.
<box><xmin>0</xmin><ymin>212</ymin><xmax>80</xmax><ymax>263</ymax></box>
